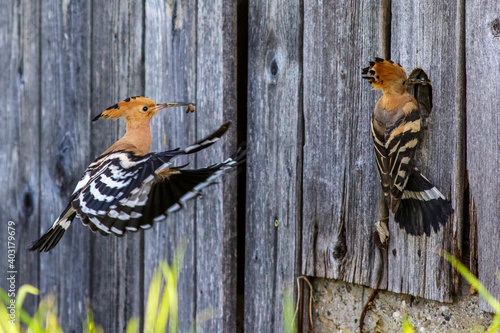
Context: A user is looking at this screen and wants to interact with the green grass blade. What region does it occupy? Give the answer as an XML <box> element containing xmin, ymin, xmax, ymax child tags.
<box><xmin>28</xmin><ymin>294</ymin><xmax>63</xmax><ymax>333</ymax></box>
<box><xmin>155</xmin><ymin>262</ymin><xmax>173</xmax><ymax>333</ymax></box>
<box><xmin>144</xmin><ymin>268</ymin><xmax>162</xmax><ymax>333</ymax></box>
<box><xmin>282</xmin><ymin>285</ymin><xmax>297</xmax><ymax>333</ymax></box>
<box><xmin>442</xmin><ymin>251</ymin><xmax>500</xmax><ymax>313</ymax></box>
<box><xmin>0</xmin><ymin>301</ymin><xmax>18</xmax><ymax>333</ymax></box>
<box><xmin>85</xmin><ymin>302</ymin><xmax>104</xmax><ymax>333</ymax></box>
<box><xmin>0</xmin><ymin>289</ymin><xmax>11</xmax><ymax>307</ymax></box>
<box><xmin>171</xmin><ymin>239</ymin><xmax>187</xmax><ymax>281</ymax></box>
<box><xmin>165</xmin><ymin>268</ymin><xmax>178</xmax><ymax>333</ymax></box>
<box><xmin>15</xmin><ymin>285</ymin><xmax>38</xmax><ymax>313</ymax></box>
<box><xmin>126</xmin><ymin>318</ymin><xmax>140</xmax><ymax>333</ymax></box>
<box><xmin>187</xmin><ymin>308</ymin><xmax>215</xmax><ymax>333</ymax></box>
<box><xmin>402</xmin><ymin>317</ymin><xmax>414</xmax><ymax>333</ymax></box>
<box><xmin>16</xmin><ymin>285</ymin><xmax>39</xmax><ymax>328</ymax></box>
<box><xmin>488</xmin><ymin>314</ymin><xmax>500</xmax><ymax>333</ymax></box>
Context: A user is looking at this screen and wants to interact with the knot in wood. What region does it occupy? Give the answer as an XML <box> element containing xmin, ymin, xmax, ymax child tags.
<box><xmin>266</xmin><ymin>50</ymin><xmax>280</xmax><ymax>84</ymax></box>
<box><xmin>23</xmin><ymin>190</ymin><xmax>34</xmax><ymax>217</ymax></box>
<box><xmin>270</xmin><ymin>58</ymin><xmax>279</xmax><ymax>77</ymax></box>
<box><xmin>491</xmin><ymin>18</ymin><xmax>500</xmax><ymax>38</ymax></box>
<box><xmin>332</xmin><ymin>241</ymin><xmax>346</xmax><ymax>260</ymax></box>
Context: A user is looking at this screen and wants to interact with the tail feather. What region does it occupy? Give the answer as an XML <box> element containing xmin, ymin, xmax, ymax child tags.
<box><xmin>394</xmin><ymin>168</ymin><xmax>453</xmax><ymax>236</ymax></box>
<box><xmin>28</xmin><ymin>207</ymin><xmax>76</xmax><ymax>252</ymax></box>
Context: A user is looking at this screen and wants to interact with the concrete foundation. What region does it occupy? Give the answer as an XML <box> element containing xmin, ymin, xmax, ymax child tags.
<box><xmin>311</xmin><ymin>278</ymin><xmax>494</xmax><ymax>332</ymax></box>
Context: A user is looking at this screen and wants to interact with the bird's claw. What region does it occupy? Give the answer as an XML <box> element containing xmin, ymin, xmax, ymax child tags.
<box><xmin>374</xmin><ymin>219</ymin><xmax>389</xmax><ymax>249</ymax></box>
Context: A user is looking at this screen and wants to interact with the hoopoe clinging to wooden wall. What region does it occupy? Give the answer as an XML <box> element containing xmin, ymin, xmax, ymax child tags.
<box><xmin>29</xmin><ymin>96</ymin><xmax>244</xmax><ymax>252</ymax></box>
<box><xmin>362</xmin><ymin>58</ymin><xmax>452</xmax><ymax>236</ymax></box>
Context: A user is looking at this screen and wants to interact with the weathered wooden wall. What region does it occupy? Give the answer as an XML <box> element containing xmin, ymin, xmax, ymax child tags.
<box><xmin>1</xmin><ymin>0</ymin><xmax>240</xmax><ymax>332</ymax></box>
<box><xmin>245</xmin><ymin>0</ymin><xmax>302</xmax><ymax>331</ymax></box>
<box><xmin>466</xmin><ymin>0</ymin><xmax>500</xmax><ymax>313</ymax></box>
<box><xmin>388</xmin><ymin>0</ymin><xmax>459</xmax><ymax>303</ymax></box>
<box><xmin>0</xmin><ymin>0</ymin><xmax>41</xmax><ymax>317</ymax></box>
<box><xmin>1</xmin><ymin>0</ymin><xmax>500</xmax><ymax>331</ymax></box>
<box><xmin>300</xmin><ymin>0</ymin><xmax>463</xmax><ymax>305</ymax></box>
<box><xmin>301</xmin><ymin>0</ymin><xmax>382</xmax><ymax>289</ymax></box>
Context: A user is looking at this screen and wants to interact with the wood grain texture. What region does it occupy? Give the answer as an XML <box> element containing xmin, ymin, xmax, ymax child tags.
<box><xmin>88</xmin><ymin>1</ymin><xmax>144</xmax><ymax>331</ymax></box>
<box><xmin>301</xmin><ymin>0</ymin><xmax>382</xmax><ymax>288</ymax></box>
<box><xmin>1</xmin><ymin>0</ymin><xmax>494</xmax><ymax>328</ymax></box>
<box><xmin>465</xmin><ymin>0</ymin><xmax>500</xmax><ymax>312</ymax></box>
<box><xmin>452</xmin><ymin>0</ymin><xmax>466</xmax><ymax>296</ymax></box>
<box><xmin>144</xmin><ymin>1</ymin><xmax>198</xmax><ymax>332</ymax></box>
<box><xmin>195</xmin><ymin>0</ymin><xmax>239</xmax><ymax>331</ymax></box>
<box><xmin>38</xmin><ymin>0</ymin><xmax>92</xmax><ymax>331</ymax></box>
<box><xmin>0</xmin><ymin>0</ymin><xmax>41</xmax><ymax>315</ymax></box>
<box><xmin>220</xmin><ymin>0</ymin><xmax>239</xmax><ymax>330</ymax></box>
<box><xmin>389</xmin><ymin>0</ymin><xmax>458</xmax><ymax>302</ymax></box>
<box><xmin>244</xmin><ymin>0</ymin><xmax>302</xmax><ymax>331</ymax></box>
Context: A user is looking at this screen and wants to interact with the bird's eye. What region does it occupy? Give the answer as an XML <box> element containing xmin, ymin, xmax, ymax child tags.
<box><xmin>142</xmin><ymin>106</ymin><xmax>148</xmax><ymax>111</ymax></box>
<box><xmin>402</xmin><ymin>81</ymin><xmax>406</xmax><ymax>86</ymax></box>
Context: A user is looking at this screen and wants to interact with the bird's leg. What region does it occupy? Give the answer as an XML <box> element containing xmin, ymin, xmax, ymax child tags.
<box><xmin>374</xmin><ymin>192</ymin><xmax>389</xmax><ymax>249</ymax></box>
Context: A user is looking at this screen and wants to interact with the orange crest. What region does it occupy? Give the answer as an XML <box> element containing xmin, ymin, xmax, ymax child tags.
<box><xmin>93</xmin><ymin>96</ymin><xmax>156</xmax><ymax>121</ymax></box>
<box><xmin>362</xmin><ymin>58</ymin><xmax>407</xmax><ymax>90</ymax></box>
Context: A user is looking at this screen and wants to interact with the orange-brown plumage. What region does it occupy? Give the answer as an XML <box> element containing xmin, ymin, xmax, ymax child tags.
<box><xmin>95</xmin><ymin>96</ymin><xmax>193</xmax><ymax>156</ymax></box>
<box><xmin>363</xmin><ymin>58</ymin><xmax>452</xmax><ymax>236</ymax></box>
<box><xmin>362</xmin><ymin>58</ymin><xmax>408</xmax><ymax>94</ymax></box>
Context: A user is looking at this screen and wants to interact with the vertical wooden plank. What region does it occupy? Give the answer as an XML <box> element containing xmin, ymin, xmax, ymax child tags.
<box><xmin>301</xmin><ymin>0</ymin><xmax>382</xmax><ymax>288</ymax></box>
<box><xmin>195</xmin><ymin>0</ymin><xmax>238</xmax><ymax>331</ymax></box>
<box><xmin>389</xmin><ymin>0</ymin><xmax>458</xmax><ymax>302</ymax></box>
<box><xmin>466</xmin><ymin>0</ymin><xmax>500</xmax><ymax>312</ymax></box>
<box><xmin>245</xmin><ymin>0</ymin><xmax>301</xmax><ymax>331</ymax></box>
<box><xmin>452</xmin><ymin>0</ymin><xmax>466</xmax><ymax>296</ymax></box>
<box><xmin>0</xmin><ymin>0</ymin><xmax>40</xmax><ymax>315</ymax></box>
<box><xmin>89</xmin><ymin>1</ymin><xmax>144</xmax><ymax>331</ymax></box>
<box><xmin>144</xmin><ymin>0</ymin><xmax>197</xmax><ymax>331</ymax></box>
<box><xmin>220</xmin><ymin>1</ymin><xmax>239</xmax><ymax>330</ymax></box>
<box><xmin>39</xmin><ymin>0</ymin><xmax>91</xmax><ymax>331</ymax></box>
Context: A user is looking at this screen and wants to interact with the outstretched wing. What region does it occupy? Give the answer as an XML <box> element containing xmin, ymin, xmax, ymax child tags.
<box><xmin>385</xmin><ymin>106</ymin><xmax>421</xmax><ymax>213</ymax></box>
<box><xmin>94</xmin><ymin>152</ymin><xmax>242</xmax><ymax>235</ymax></box>
<box><xmin>71</xmin><ymin>122</ymin><xmax>232</xmax><ymax>236</ymax></box>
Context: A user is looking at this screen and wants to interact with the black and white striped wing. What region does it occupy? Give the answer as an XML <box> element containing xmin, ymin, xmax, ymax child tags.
<box><xmin>99</xmin><ymin>156</ymin><xmax>240</xmax><ymax>235</ymax></box>
<box><xmin>385</xmin><ymin>108</ymin><xmax>421</xmax><ymax>213</ymax></box>
<box><xmin>71</xmin><ymin>151</ymin><xmax>179</xmax><ymax>235</ymax></box>
<box><xmin>71</xmin><ymin>122</ymin><xmax>234</xmax><ymax>236</ymax></box>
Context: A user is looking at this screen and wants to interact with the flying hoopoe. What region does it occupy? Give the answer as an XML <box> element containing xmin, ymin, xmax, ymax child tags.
<box><xmin>29</xmin><ymin>96</ymin><xmax>243</xmax><ymax>252</ymax></box>
<box><xmin>362</xmin><ymin>58</ymin><xmax>452</xmax><ymax>236</ymax></box>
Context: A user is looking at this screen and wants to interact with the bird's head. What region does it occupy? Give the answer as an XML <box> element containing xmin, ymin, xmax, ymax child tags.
<box><xmin>92</xmin><ymin>96</ymin><xmax>194</xmax><ymax>122</ymax></box>
<box><xmin>362</xmin><ymin>58</ymin><xmax>409</xmax><ymax>94</ymax></box>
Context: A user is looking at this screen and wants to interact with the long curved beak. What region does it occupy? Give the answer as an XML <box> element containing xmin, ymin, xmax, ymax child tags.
<box><xmin>154</xmin><ymin>102</ymin><xmax>196</xmax><ymax>113</ymax></box>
